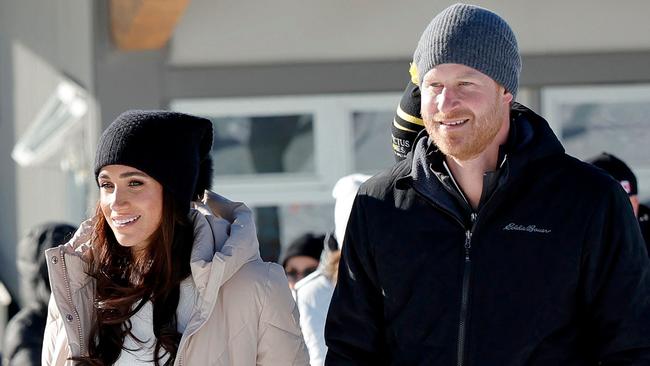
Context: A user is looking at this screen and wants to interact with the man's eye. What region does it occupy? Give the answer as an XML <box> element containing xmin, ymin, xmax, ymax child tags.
<box><xmin>459</xmin><ymin>81</ymin><xmax>473</xmax><ymax>86</ymax></box>
<box><xmin>425</xmin><ymin>83</ymin><xmax>443</xmax><ymax>92</ymax></box>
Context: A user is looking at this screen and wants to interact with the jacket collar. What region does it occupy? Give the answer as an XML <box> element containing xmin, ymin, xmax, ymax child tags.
<box><xmin>189</xmin><ymin>191</ymin><xmax>261</xmax><ymax>297</ymax></box>
<box><xmin>395</xmin><ymin>103</ymin><xmax>565</xmax><ymax>215</ymax></box>
<box><xmin>53</xmin><ymin>191</ymin><xmax>261</xmax><ymax>303</ymax></box>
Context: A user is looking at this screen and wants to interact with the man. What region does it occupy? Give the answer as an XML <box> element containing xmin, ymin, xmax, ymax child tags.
<box><xmin>588</xmin><ymin>152</ymin><xmax>650</xmax><ymax>247</ymax></box>
<box><xmin>325</xmin><ymin>3</ymin><xmax>650</xmax><ymax>365</ymax></box>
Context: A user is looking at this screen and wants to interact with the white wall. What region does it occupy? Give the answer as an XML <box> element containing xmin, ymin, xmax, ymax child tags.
<box><xmin>170</xmin><ymin>0</ymin><xmax>650</xmax><ymax>66</ymax></box>
<box><xmin>12</xmin><ymin>44</ymin><xmax>89</xmax><ymax>238</ymax></box>
<box><xmin>0</xmin><ymin>0</ymin><xmax>95</xmax><ymax>300</ymax></box>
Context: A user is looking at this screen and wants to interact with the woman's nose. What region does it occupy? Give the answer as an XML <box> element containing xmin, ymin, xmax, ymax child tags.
<box><xmin>109</xmin><ymin>188</ymin><xmax>128</xmax><ymax>211</ymax></box>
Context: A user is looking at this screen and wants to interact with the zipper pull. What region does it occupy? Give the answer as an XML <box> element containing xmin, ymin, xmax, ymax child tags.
<box><xmin>464</xmin><ymin>230</ymin><xmax>472</xmax><ymax>262</ymax></box>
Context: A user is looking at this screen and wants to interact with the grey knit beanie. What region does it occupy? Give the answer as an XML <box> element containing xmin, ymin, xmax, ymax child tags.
<box><xmin>413</xmin><ymin>3</ymin><xmax>521</xmax><ymax>97</ymax></box>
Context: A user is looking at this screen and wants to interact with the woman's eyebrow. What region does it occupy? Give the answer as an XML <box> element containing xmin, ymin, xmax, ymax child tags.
<box><xmin>97</xmin><ymin>171</ymin><xmax>149</xmax><ymax>180</ymax></box>
<box><xmin>119</xmin><ymin>171</ymin><xmax>148</xmax><ymax>178</ymax></box>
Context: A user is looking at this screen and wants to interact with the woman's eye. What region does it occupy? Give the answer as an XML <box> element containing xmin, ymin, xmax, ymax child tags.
<box><xmin>99</xmin><ymin>182</ymin><xmax>113</xmax><ymax>189</ymax></box>
<box><xmin>128</xmin><ymin>180</ymin><xmax>143</xmax><ymax>187</ymax></box>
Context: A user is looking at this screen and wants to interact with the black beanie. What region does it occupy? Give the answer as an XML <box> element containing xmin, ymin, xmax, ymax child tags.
<box><xmin>281</xmin><ymin>233</ymin><xmax>325</xmax><ymax>268</ymax></box>
<box><xmin>391</xmin><ymin>79</ymin><xmax>425</xmax><ymax>161</ymax></box>
<box><xmin>587</xmin><ymin>152</ymin><xmax>638</xmax><ymax>196</ymax></box>
<box><xmin>94</xmin><ymin>110</ymin><xmax>214</xmax><ymax>213</ymax></box>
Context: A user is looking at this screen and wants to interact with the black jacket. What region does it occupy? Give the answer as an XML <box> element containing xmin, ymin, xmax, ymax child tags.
<box><xmin>325</xmin><ymin>104</ymin><xmax>650</xmax><ymax>365</ymax></box>
<box><xmin>640</xmin><ymin>203</ymin><xmax>649</xmax><ymax>249</ymax></box>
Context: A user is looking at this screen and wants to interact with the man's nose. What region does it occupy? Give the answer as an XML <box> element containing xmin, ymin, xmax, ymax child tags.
<box><xmin>436</xmin><ymin>87</ymin><xmax>460</xmax><ymax>114</ymax></box>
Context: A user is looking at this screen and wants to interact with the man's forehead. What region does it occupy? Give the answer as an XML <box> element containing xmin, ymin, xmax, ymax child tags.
<box><xmin>424</xmin><ymin>64</ymin><xmax>491</xmax><ymax>80</ymax></box>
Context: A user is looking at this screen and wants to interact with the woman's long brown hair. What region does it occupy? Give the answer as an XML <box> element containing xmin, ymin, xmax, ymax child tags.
<box><xmin>322</xmin><ymin>250</ymin><xmax>341</xmax><ymax>284</ymax></box>
<box><xmin>73</xmin><ymin>190</ymin><xmax>193</xmax><ymax>366</ymax></box>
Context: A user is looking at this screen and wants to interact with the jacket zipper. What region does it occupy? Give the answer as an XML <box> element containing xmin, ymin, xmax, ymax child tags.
<box><xmin>439</xmin><ymin>163</ymin><xmax>477</xmax><ymax>366</ymax></box>
<box><xmin>457</xmin><ymin>212</ymin><xmax>476</xmax><ymax>366</ymax></box>
<box><xmin>59</xmin><ymin>247</ymin><xmax>85</xmax><ymax>356</ymax></box>
<box><xmin>413</xmin><ymin>156</ymin><xmax>509</xmax><ymax>365</ymax></box>
<box><xmin>411</xmin><ymin>187</ymin><xmax>477</xmax><ymax>366</ymax></box>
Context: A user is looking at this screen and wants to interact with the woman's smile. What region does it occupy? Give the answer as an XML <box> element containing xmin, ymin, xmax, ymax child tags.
<box><xmin>98</xmin><ymin>164</ymin><xmax>163</xmax><ymax>250</ymax></box>
<box><xmin>111</xmin><ymin>215</ymin><xmax>141</xmax><ymax>227</ymax></box>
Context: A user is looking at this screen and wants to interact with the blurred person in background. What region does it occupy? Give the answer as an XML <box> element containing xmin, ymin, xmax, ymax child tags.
<box><xmin>293</xmin><ymin>174</ymin><xmax>369</xmax><ymax>366</ymax></box>
<box><xmin>587</xmin><ymin>152</ymin><xmax>650</xmax><ymax>246</ymax></box>
<box><xmin>282</xmin><ymin>233</ymin><xmax>325</xmax><ymax>290</ymax></box>
<box><xmin>391</xmin><ymin>77</ymin><xmax>424</xmax><ymax>162</ymax></box>
<box><xmin>3</xmin><ymin>223</ymin><xmax>76</xmax><ymax>366</ymax></box>
<box><xmin>42</xmin><ymin>110</ymin><xmax>308</xmax><ymax>365</ymax></box>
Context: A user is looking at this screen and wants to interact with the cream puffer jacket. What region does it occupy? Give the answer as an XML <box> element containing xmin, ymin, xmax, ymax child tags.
<box><xmin>42</xmin><ymin>191</ymin><xmax>309</xmax><ymax>365</ymax></box>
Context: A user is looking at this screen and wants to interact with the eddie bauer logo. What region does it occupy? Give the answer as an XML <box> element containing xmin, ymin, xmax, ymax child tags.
<box><xmin>503</xmin><ymin>223</ymin><xmax>552</xmax><ymax>234</ymax></box>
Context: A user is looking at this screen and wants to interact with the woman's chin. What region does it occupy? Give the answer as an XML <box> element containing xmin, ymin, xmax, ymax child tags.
<box><xmin>114</xmin><ymin>236</ymin><xmax>140</xmax><ymax>248</ymax></box>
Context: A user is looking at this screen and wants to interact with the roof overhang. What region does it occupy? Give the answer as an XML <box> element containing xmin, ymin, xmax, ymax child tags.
<box><xmin>110</xmin><ymin>0</ymin><xmax>190</xmax><ymax>50</ymax></box>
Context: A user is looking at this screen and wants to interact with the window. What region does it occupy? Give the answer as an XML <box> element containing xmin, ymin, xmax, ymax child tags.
<box><xmin>352</xmin><ymin>110</ymin><xmax>395</xmax><ymax>172</ymax></box>
<box><xmin>209</xmin><ymin>114</ymin><xmax>315</xmax><ymax>176</ymax></box>
<box><xmin>171</xmin><ymin>93</ymin><xmax>400</xmax><ymax>261</ymax></box>
<box><xmin>542</xmin><ymin>84</ymin><xmax>650</xmax><ymax>203</ymax></box>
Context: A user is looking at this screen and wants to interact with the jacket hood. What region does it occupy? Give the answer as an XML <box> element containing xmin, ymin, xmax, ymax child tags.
<box><xmin>188</xmin><ymin>190</ymin><xmax>261</xmax><ymax>291</ymax></box>
<box><xmin>400</xmin><ymin>102</ymin><xmax>565</xmax><ymax>187</ymax></box>
<box><xmin>18</xmin><ymin>223</ymin><xmax>76</xmax><ymax>308</ymax></box>
<box><xmin>507</xmin><ymin>102</ymin><xmax>565</xmax><ymax>173</ymax></box>
<box><xmin>55</xmin><ymin>191</ymin><xmax>261</xmax><ymax>298</ymax></box>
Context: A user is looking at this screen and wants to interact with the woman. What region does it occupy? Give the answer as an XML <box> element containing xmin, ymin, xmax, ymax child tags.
<box><xmin>293</xmin><ymin>174</ymin><xmax>369</xmax><ymax>366</ymax></box>
<box><xmin>42</xmin><ymin>110</ymin><xmax>308</xmax><ymax>365</ymax></box>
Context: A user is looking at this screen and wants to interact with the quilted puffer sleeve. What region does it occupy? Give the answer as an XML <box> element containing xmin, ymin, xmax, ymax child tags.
<box><xmin>257</xmin><ymin>263</ymin><xmax>309</xmax><ymax>366</ymax></box>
